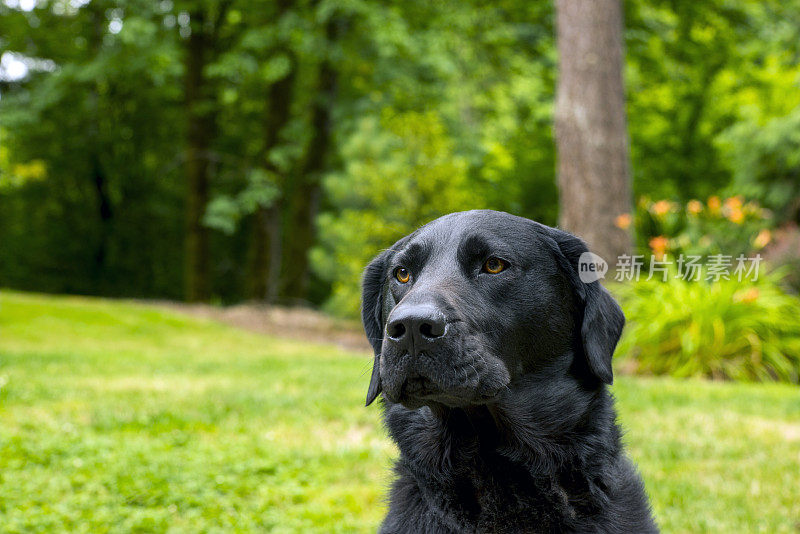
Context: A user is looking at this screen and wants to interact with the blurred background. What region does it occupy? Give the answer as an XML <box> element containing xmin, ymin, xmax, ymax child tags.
<box><xmin>1</xmin><ymin>0</ymin><xmax>799</xmax><ymax>532</ymax></box>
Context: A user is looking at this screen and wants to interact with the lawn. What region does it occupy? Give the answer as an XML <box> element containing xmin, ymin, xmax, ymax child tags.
<box><xmin>0</xmin><ymin>291</ymin><xmax>798</xmax><ymax>533</ymax></box>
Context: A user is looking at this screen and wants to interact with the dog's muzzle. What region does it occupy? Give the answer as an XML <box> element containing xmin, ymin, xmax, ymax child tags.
<box><xmin>380</xmin><ymin>302</ymin><xmax>509</xmax><ymax>407</ymax></box>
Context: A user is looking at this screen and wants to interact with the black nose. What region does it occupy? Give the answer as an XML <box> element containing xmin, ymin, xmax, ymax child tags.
<box><xmin>386</xmin><ymin>304</ymin><xmax>446</xmax><ymax>353</ymax></box>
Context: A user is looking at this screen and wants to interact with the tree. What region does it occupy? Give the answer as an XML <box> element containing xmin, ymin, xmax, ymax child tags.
<box><xmin>554</xmin><ymin>0</ymin><xmax>632</xmax><ymax>263</ymax></box>
<box><xmin>4</xmin><ymin>0</ymin><xmax>798</xmax><ymax>313</ymax></box>
<box><xmin>624</xmin><ymin>0</ymin><xmax>750</xmax><ymax>201</ymax></box>
<box><xmin>248</xmin><ymin>0</ymin><xmax>298</xmax><ymax>302</ymax></box>
<box><xmin>0</xmin><ymin>0</ymin><xmax>187</xmax><ymax>298</ymax></box>
<box><xmin>277</xmin><ymin>14</ymin><xmax>340</xmax><ymax>302</ymax></box>
<box><xmin>183</xmin><ymin>0</ymin><xmax>235</xmax><ymax>302</ymax></box>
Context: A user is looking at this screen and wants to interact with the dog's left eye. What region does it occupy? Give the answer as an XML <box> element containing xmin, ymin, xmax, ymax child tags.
<box><xmin>395</xmin><ymin>267</ymin><xmax>411</xmax><ymax>283</ymax></box>
<box><xmin>483</xmin><ymin>257</ymin><xmax>506</xmax><ymax>274</ymax></box>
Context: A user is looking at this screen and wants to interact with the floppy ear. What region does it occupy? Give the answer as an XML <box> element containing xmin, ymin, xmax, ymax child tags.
<box><xmin>576</xmin><ymin>280</ymin><xmax>624</xmax><ymax>384</ymax></box>
<box><xmin>536</xmin><ymin>225</ymin><xmax>624</xmax><ymax>385</ymax></box>
<box><xmin>361</xmin><ymin>249</ymin><xmax>393</xmax><ymax>406</ymax></box>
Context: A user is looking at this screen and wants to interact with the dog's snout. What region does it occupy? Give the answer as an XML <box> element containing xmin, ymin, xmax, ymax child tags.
<box><xmin>386</xmin><ymin>319</ymin><xmax>406</xmax><ymax>340</ymax></box>
<box><xmin>386</xmin><ymin>304</ymin><xmax>446</xmax><ymax>352</ymax></box>
<box><xmin>419</xmin><ymin>320</ymin><xmax>445</xmax><ymax>339</ymax></box>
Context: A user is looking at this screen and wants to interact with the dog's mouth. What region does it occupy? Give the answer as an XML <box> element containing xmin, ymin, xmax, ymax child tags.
<box><xmin>398</xmin><ymin>385</ymin><xmax>502</xmax><ymax>409</ymax></box>
<box><xmin>385</xmin><ymin>356</ymin><xmax>509</xmax><ymax>409</ymax></box>
<box><xmin>384</xmin><ymin>370</ymin><xmax>442</xmax><ymax>408</ymax></box>
<box><xmin>402</xmin><ymin>372</ymin><xmax>438</xmax><ymax>397</ymax></box>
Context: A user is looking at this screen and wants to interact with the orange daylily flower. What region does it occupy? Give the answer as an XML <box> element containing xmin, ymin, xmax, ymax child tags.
<box><xmin>723</xmin><ymin>196</ymin><xmax>745</xmax><ymax>224</ymax></box>
<box><xmin>649</xmin><ymin>236</ymin><xmax>669</xmax><ymax>260</ymax></box>
<box><xmin>724</xmin><ymin>196</ymin><xmax>744</xmax><ymax>211</ymax></box>
<box><xmin>754</xmin><ymin>229</ymin><xmax>772</xmax><ymax>249</ymax></box>
<box><xmin>733</xmin><ymin>287</ymin><xmax>759</xmax><ymax>303</ymax></box>
<box><xmin>687</xmin><ymin>200</ymin><xmax>703</xmax><ymax>215</ymax></box>
<box><xmin>615</xmin><ymin>213</ymin><xmax>632</xmax><ymax>230</ymax></box>
<box><xmin>727</xmin><ymin>207</ymin><xmax>744</xmax><ymax>224</ymax></box>
<box><xmin>651</xmin><ymin>200</ymin><xmax>674</xmax><ymax>217</ymax></box>
<box><xmin>708</xmin><ymin>196</ymin><xmax>721</xmax><ymax>214</ymax></box>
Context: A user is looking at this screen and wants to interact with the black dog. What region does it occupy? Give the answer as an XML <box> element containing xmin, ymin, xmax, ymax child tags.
<box><xmin>361</xmin><ymin>210</ymin><xmax>657</xmax><ymax>533</ymax></box>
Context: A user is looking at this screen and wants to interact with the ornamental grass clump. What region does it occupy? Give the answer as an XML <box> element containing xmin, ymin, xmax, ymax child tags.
<box><xmin>615</xmin><ymin>271</ymin><xmax>800</xmax><ymax>383</ymax></box>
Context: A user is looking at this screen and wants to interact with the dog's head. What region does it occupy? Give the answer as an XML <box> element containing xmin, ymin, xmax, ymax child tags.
<box><xmin>361</xmin><ymin>210</ymin><xmax>624</xmax><ymax>409</ymax></box>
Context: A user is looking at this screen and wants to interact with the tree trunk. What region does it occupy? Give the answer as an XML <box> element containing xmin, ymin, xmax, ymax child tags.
<box><xmin>91</xmin><ymin>154</ymin><xmax>112</xmax><ymax>270</ymax></box>
<box><xmin>250</xmin><ymin>205</ymin><xmax>282</xmax><ymax>300</ymax></box>
<box><xmin>183</xmin><ymin>10</ymin><xmax>213</xmax><ymax>302</ymax></box>
<box><xmin>554</xmin><ymin>0</ymin><xmax>632</xmax><ymax>264</ymax></box>
<box><xmin>249</xmin><ymin>0</ymin><xmax>297</xmax><ymax>302</ymax></box>
<box><xmin>278</xmin><ymin>18</ymin><xmax>340</xmax><ymax>302</ymax></box>
<box><xmin>278</xmin><ymin>174</ymin><xmax>321</xmax><ymax>301</ymax></box>
<box><xmin>88</xmin><ymin>4</ymin><xmax>112</xmax><ymax>284</ymax></box>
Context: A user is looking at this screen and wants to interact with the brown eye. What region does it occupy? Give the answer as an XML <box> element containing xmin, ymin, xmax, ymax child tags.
<box><xmin>395</xmin><ymin>267</ymin><xmax>410</xmax><ymax>283</ymax></box>
<box><xmin>483</xmin><ymin>257</ymin><xmax>506</xmax><ymax>274</ymax></box>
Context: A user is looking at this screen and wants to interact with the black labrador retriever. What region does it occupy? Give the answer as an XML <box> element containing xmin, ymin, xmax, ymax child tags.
<box><xmin>361</xmin><ymin>210</ymin><xmax>657</xmax><ymax>533</ymax></box>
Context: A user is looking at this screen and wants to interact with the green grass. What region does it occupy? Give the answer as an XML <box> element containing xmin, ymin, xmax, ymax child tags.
<box><xmin>1</xmin><ymin>291</ymin><xmax>798</xmax><ymax>533</ymax></box>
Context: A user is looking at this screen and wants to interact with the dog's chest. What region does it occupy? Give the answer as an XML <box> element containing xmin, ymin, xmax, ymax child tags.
<box><xmin>463</xmin><ymin>457</ymin><xmax>579</xmax><ymax>531</ymax></box>
<box><xmin>400</xmin><ymin>452</ymin><xmax>584</xmax><ymax>533</ymax></box>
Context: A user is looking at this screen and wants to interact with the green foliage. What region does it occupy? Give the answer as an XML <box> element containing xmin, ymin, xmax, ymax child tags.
<box><xmin>0</xmin><ymin>130</ymin><xmax>48</xmax><ymax>191</ymax></box>
<box><xmin>0</xmin><ymin>0</ymin><xmax>561</xmax><ymax>304</ymax></box>
<box><xmin>625</xmin><ymin>0</ymin><xmax>741</xmax><ymax>199</ymax></box>
<box><xmin>312</xmin><ymin>111</ymin><xmax>480</xmax><ymax>316</ymax></box>
<box><xmin>204</xmin><ymin>169</ymin><xmax>280</xmax><ymax>235</ymax></box>
<box><xmin>616</xmin><ymin>272</ymin><xmax>800</xmax><ymax>383</ymax></box>
<box><xmin>625</xmin><ymin>0</ymin><xmax>800</xmax><ymax>203</ymax></box>
<box><xmin>2</xmin><ymin>0</ymin><xmax>800</xmax><ymax>308</ymax></box>
<box><xmin>718</xmin><ymin>107</ymin><xmax>800</xmax><ymax>220</ymax></box>
<box><xmin>2</xmin><ymin>291</ymin><xmax>800</xmax><ymax>532</ymax></box>
<box><xmin>0</xmin><ymin>0</ymin><xmax>186</xmax><ymax>298</ymax></box>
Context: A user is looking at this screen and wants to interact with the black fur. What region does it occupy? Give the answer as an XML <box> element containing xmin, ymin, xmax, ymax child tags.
<box><xmin>360</xmin><ymin>210</ymin><xmax>657</xmax><ymax>533</ymax></box>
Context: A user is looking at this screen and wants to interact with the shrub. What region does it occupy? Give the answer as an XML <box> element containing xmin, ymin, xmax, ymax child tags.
<box><xmin>311</xmin><ymin>111</ymin><xmax>480</xmax><ymax>318</ymax></box>
<box><xmin>615</xmin><ymin>271</ymin><xmax>800</xmax><ymax>383</ymax></box>
<box><xmin>628</xmin><ymin>196</ymin><xmax>773</xmax><ymax>261</ymax></box>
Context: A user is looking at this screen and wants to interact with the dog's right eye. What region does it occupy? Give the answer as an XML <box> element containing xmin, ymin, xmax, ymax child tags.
<box><xmin>483</xmin><ymin>257</ymin><xmax>507</xmax><ymax>274</ymax></box>
<box><xmin>395</xmin><ymin>267</ymin><xmax>410</xmax><ymax>283</ymax></box>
